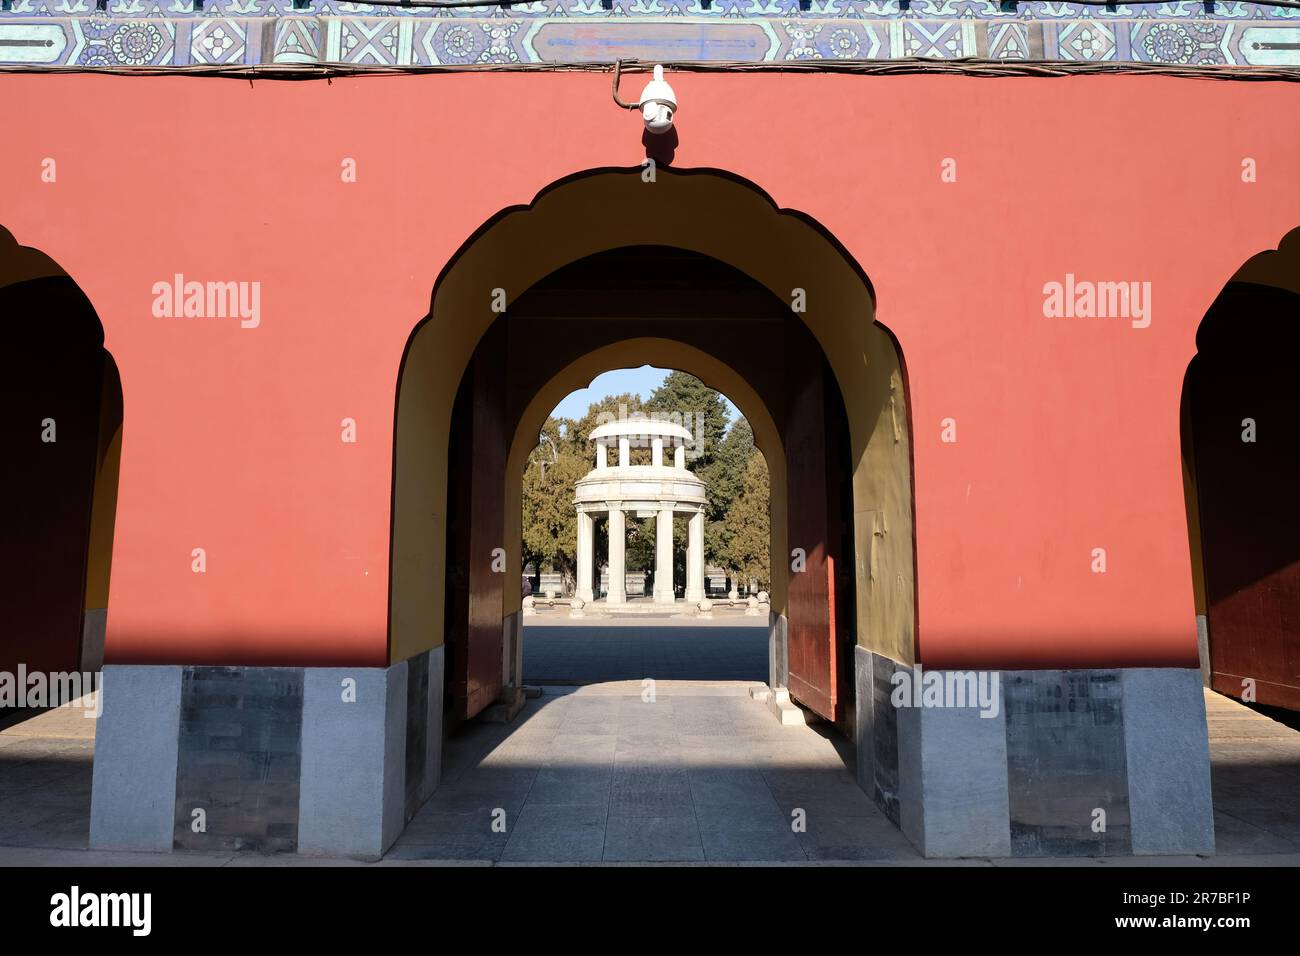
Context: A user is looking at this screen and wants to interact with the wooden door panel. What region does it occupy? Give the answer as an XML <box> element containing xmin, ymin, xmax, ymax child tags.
<box><xmin>445</xmin><ymin>321</ymin><xmax>507</xmax><ymax>722</ymax></box>
<box><xmin>784</xmin><ymin>321</ymin><xmax>840</xmax><ymax>722</ymax></box>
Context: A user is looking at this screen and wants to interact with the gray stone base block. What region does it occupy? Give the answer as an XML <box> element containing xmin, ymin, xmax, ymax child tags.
<box><xmin>1005</xmin><ymin>670</ymin><xmax>1131</xmax><ymax>856</ymax></box>
<box><xmin>297</xmin><ymin>663</ymin><xmax>407</xmax><ymax>860</ymax></box>
<box><xmin>851</xmin><ymin>651</ymin><xmax>1216</xmax><ymax>859</ymax></box>
<box><xmin>898</xmin><ymin>676</ymin><xmax>1011</xmax><ymax>859</ymax></box>
<box><xmin>769</xmin><ymin>612</ymin><xmax>788</xmax><ymax>691</ymax></box>
<box><xmin>88</xmin><ymin>648</ymin><xmax>446</xmax><ymax>860</ymax></box>
<box><xmin>89</xmin><ymin>665</ymin><xmax>183</xmax><ymax>851</ymax></box>
<box><xmin>502</xmin><ymin>610</ymin><xmax>523</xmax><ymax>692</ymax></box>
<box><xmin>855</xmin><ymin>649</ymin><xmax>903</xmax><ymax>825</ymax></box>
<box><xmin>80</xmin><ymin>607</ymin><xmax>107</xmax><ymax>674</ymax></box>
<box><xmin>1122</xmin><ymin>668</ymin><xmax>1215</xmax><ymax>856</ymax></box>
<box><xmin>174</xmin><ymin>667</ymin><xmax>304</xmax><ymax>853</ymax></box>
<box><xmin>401</xmin><ymin>648</ymin><xmax>444</xmax><ymax>823</ymax></box>
<box><xmin>420</xmin><ymin>647</ymin><xmax>445</xmax><ymax>809</ymax></box>
<box><xmin>852</xmin><ymin>647</ymin><xmax>876</xmax><ymax>800</ymax></box>
<box><xmin>1195</xmin><ymin>615</ymin><xmax>1211</xmax><ymax>688</ymax></box>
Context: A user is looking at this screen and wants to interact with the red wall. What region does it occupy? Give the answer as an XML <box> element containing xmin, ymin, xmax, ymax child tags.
<box><xmin>2</xmin><ymin>72</ymin><xmax>1297</xmax><ymax>669</ymax></box>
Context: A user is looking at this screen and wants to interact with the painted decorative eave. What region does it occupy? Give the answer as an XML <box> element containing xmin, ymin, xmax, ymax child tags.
<box><xmin>2</xmin><ymin>2</ymin><xmax>1299</xmax><ymax>67</ymax></box>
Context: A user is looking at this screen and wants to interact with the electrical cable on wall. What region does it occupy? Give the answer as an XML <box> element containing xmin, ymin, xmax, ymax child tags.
<box><xmin>4</xmin><ymin>57</ymin><xmax>1300</xmax><ymax>80</ymax></box>
<box><xmin>341</xmin><ymin>0</ymin><xmax>1300</xmax><ymax>9</ymax></box>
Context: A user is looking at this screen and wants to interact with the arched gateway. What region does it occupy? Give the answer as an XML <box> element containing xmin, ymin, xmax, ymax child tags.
<box><xmin>575</xmin><ymin>420</ymin><xmax>707</xmax><ymax>607</ymax></box>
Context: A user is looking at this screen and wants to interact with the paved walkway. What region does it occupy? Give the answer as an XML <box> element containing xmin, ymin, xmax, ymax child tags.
<box><xmin>2</xmin><ymin>684</ymin><xmax>1299</xmax><ymax>865</ymax></box>
<box><xmin>391</xmin><ymin>681</ymin><xmax>916</xmax><ymax>863</ymax></box>
<box><xmin>523</xmin><ymin>617</ymin><xmax>768</xmax><ymax>684</ymax></box>
<box><xmin>1204</xmin><ymin>689</ymin><xmax>1300</xmax><ymax>854</ymax></box>
<box><xmin>0</xmin><ymin>699</ymin><xmax>94</xmax><ymax>853</ymax></box>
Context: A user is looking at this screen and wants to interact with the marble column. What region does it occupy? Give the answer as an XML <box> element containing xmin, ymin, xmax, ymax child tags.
<box><xmin>576</xmin><ymin>509</ymin><xmax>594</xmax><ymax>603</ymax></box>
<box><xmin>618</xmin><ymin>437</ymin><xmax>630</xmax><ymax>467</ymax></box>
<box><xmin>674</xmin><ymin>444</ymin><xmax>686</xmax><ymax>468</ymax></box>
<box><xmin>652</xmin><ymin>437</ymin><xmax>664</xmax><ymax>467</ymax></box>
<box><xmin>607</xmin><ymin>505</ymin><xmax>626</xmax><ymax>604</ymax></box>
<box><xmin>654</xmin><ymin>506</ymin><xmax>674</xmax><ymax>603</ymax></box>
<box><xmin>596</xmin><ymin>442</ymin><xmax>607</xmax><ymax>469</ymax></box>
<box><xmin>685</xmin><ymin>510</ymin><xmax>705</xmax><ymax>602</ymax></box>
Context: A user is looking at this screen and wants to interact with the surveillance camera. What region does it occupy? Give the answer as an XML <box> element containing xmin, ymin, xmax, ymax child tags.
<box><xmin>637</xmin><ymin>65</ymin><xmax>677</xmax><ymax>135</ymax></box>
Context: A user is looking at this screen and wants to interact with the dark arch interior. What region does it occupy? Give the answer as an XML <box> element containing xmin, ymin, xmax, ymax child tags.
<box><xmin>1184</xmin><ymin>278</ymin><xmax>1300</xmax><ymax>710</ymax></box>
<box><xmin>442</xmin><ymin>246</ymin><xmax>858</xmax><ymax>732</ymax></box>
<box><xmin>503</xmin><ymin>246</ymin><xmax>790</xmax><ymax>427</ymax></box>
<box><xmin>0</xmin><ymin>274</ymin><xmax>122</xmax><ymax>695</ymax></box>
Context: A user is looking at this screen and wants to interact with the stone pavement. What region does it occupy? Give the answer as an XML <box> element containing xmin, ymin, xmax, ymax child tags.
<box><xmin>1203</xmin><ymin>689</ymin><xmax>1300</xmax><ymax>854</ymax></box>
<box><xmin>2</xmin><ymin>681</ymin><xmax>1299</xmax><ymax>866</ymax></box>
<box><xmin>0</xmin><ymin>698</ymin><xmax>95</xmax><ymax>853</ymax></box>
<box><xmin>523</xmin><ymin>617</ymin><xmax>768</xmax><ymax>684</ymax></box>
<box><xmin>391</xmin><ymin>681</ymin><xmax>917</xmax><ymax>863</ymax></box>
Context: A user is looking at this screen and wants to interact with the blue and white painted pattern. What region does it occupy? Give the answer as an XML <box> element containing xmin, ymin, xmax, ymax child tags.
<box><xmin>5</xmin><ymin>0</ymin><xmax>1300</xmax><ymax>19</ymax></box>
<box><xmin>2</xmin><ymin>2</ymin><xmax>1299</xmax><ymax>66</ymax></box>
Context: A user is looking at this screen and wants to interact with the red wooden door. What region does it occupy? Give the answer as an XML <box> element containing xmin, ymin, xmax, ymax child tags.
<box><xmin>784</xmin><ymin>320</ymin><xmax>852</xmax><ymax>723</ymax></box>
<box><xmin>444</xmin><ymin>321</ymin><xmax>507</xmax><ymax>721</ymax></box>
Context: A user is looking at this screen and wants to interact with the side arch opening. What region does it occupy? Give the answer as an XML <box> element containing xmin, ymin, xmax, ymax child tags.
<box><xmin>1182</xmin><ymin>226</ymin><xmax>1300</xmax><ymax>712</ymax></box>
<box><xmin>0</xmin><ymin>227</ymin><xmax>123</xmax><ymax>710</ymax></box>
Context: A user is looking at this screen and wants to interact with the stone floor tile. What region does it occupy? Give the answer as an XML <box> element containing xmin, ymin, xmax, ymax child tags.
<box><xmin>501</xmin><ymin>805</ymin><xmax>607</xmax><ymax>862</ymax></box>
<box><xmin>603</xmin><ymin>815</ymin><xmax>703</xmax><ymax>862</ymax></box>
<box><xmin>526</xmin><ymin>767</ymin><xmax>614</xmax><ymax>806</ymax></box>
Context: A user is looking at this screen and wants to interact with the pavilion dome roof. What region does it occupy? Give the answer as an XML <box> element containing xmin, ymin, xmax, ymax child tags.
<box><xmin>589</xmin><ymin>419</ymin><xmax>693</xmax><ymax>442</ymax></box>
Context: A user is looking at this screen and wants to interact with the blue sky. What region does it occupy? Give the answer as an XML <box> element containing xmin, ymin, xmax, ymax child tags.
<box><xmin>549</xmin><ymin>365</ymin><xmax>740</xmax><ymax>422</ymax></box>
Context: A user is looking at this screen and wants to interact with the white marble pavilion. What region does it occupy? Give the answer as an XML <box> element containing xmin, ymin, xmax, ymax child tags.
<box><xmin>574</xmin><ymin>420</ymin><xmax>707</xmax><ymax>606</ymax></box>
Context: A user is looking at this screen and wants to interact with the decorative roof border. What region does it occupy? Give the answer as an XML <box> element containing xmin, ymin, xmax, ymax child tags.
<box><xmin>4</xmin><ymin>0</ymin><xmax>1300</xmax><ymax>20</ymax></box>
<box><xmin>2</xmin><ymin>11</ymin><xmax>1299</xmax><ymax>67</ymax></box>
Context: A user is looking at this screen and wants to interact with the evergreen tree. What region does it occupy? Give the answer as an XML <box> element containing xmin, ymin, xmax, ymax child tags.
<box><xmin>646</xmin><ymin>371</ymin><xmax>729</xmax><ymax>465</ymax></box>
<box><xmin>646</xmin><ymin>371</ymin><xmax>733</xmax><ymax>565</ymax></box>
<box><xmin>726</xmin><ymin>450</ymin><xmax>771</xmax><ymax>592</ymax></box>
<box><xmin>521</xmin><ymin>415</ymin><xmax>588</xmax><ymax>593</ymax></box>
